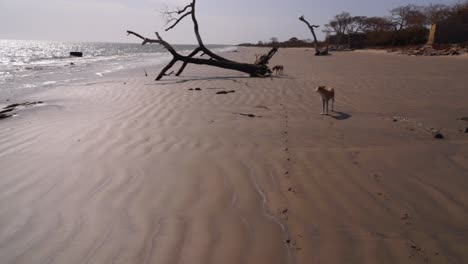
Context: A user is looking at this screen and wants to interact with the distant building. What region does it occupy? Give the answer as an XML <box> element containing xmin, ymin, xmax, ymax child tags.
<box><xmin>427</xmin><ymin>11</ymin><xmax>468</xmax><ymax>44</ymax></box>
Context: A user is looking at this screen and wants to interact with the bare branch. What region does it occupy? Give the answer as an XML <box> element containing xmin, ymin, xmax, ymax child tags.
<box><xmin>127</xmin><ymin>31</ymin><xmax>161</xmax><ymax>45</ymax></box>
<box><xmin>165</xmin><ymin>11</ymin><xmax>192</xmax><ymax>31</ymax></box>
<box><xmin>126</xmin><ymin>0</ymin><xmax>279</xmax><ymax>80</ymax></box>
<box><xmin>156</xmin><ymin>59</ymin><xmax>178</xmax><ymax>81</ymax></box>
<box><xmin>176</xmin><ymin>47</ymin><xmax>202</xmax><ymax>76</ymax></box>
<box><xmin>299</xmin><ymin>16</ymin><xmax>325</xmax><ymax>55</ymax></box>
<box><xmin>164</xmin><ymin>3</ymin><xmax>192</xmax><ymax>16</ymax></box>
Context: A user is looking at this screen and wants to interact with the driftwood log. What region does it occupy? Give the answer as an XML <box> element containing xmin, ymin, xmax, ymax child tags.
<box><xmin>299</xmin><ymin>16</ymin><xmax>329</xmax><ymax>56</ymax></box>
<box><xmin>127</xmin><ymin>0</ymin><xmax>278</xmax><ymax>81</ymax></box>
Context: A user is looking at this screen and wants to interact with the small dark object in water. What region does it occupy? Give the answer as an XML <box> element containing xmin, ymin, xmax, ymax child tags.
<box><xmin>123</xmin><ymin>83</ymin><xmax>126</xmax><ymax>85</ymax></box>
<box><xmin>282</xmin><ymin>209</ymin><xmax>288</xmax><ymax>214</ymax></box>
<box><xmin>6</xmin><ymin>99</ymin><xmax>9</xmax><ymax>102</ymax></box>
<box><xmin>216</xmin><ymin>90</ymin><xmax>235</xmax><ymax>95</ymax></box>
<box><xmin>188</xmin><ymin>88</ymin><xmax>194</xmax><ymax>91</ymax></box>
<box><xmin>286</xmin><ymin>239</ymin><xmax>291</xmax><ymax>244</ymax></box>
<box><xmin>70</xmin><ymin>52</ymin><xmax>83</xmax><ymax>57</ymax></box>
<box><xmin>70</xmin><ymin>62</ymin><xmax>75</xmax><ymax>65</ymax></box>
<box><xmin>195</xmin><ymin>88</ymin><xmax>202</xmax><ymax>91</ymax></box>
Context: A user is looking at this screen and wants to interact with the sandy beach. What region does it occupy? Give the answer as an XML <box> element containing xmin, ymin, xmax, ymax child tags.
<box><xmin>1</xmin><ymin>47</ymin><xmax>468</xmax><ymax>264</ymax></box>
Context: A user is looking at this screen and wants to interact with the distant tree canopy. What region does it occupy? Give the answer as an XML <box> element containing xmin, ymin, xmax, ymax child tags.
<box><xmin>323</xmin><ymin>1</ymin><xmax>468</xmax><ymax>48</ymax></box>
<box><xmin>239</xmin><ymin>1</ymin><xmax>467</xmax><ymax>49</ymax></box>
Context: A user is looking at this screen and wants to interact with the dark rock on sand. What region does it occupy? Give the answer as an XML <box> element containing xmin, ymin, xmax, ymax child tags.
<box><xmin>431</xmin><ymin>129</ymin><xmax>444</xmax><ymax>139</ymax></box>
<box><xmin>393</xmin><ymin>44</ymin><xmax>467</xmax><ymax>57</ymax></box>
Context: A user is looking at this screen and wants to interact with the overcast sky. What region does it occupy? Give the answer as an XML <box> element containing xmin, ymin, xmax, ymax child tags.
<box><xmin>0</xmin><ymin>0</ymin><xmax>462</xmax><ymax>44</ymax></box>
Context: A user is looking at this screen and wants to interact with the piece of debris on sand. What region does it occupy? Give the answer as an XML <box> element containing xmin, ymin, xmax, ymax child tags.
<box><xmin>0</xmin><ymin>101</ymin><xmax>44</xmax><ymax>120</ymax></box>
<box><xmin>216</xmin><ymin>90</ymin><xmax>235</xmax><ymax>95</ymax></box>
<box><xmin>233</xmin><ymin>113</ymin><xmax>262</xmax><ymax>118</ymax></box>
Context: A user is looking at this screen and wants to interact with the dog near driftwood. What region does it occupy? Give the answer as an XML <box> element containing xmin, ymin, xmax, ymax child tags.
<box><xmin>316</xmin><ymin>86</ymin><xmax>335</xmax><ymax>115</ymax></box>
<box><xmin>272</xmin><ymin>65</ymin><xmax>284</xmax><ymax>75</ymax></box>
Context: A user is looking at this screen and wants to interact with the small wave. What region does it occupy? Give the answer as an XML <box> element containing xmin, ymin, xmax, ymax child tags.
<box><xmin>215</xmin><ymin>46</ymin><xmax>238</xmax><ymax>53</ymax></box>
<box><xmin>42</xmin><ymin>81</ymin><xmax>57</xmax><ymax>86</ymax></box>
<box><xmin>22</xmin><ymin>84</ymin><xmax>37</xmax><ymax>89</ymax></box>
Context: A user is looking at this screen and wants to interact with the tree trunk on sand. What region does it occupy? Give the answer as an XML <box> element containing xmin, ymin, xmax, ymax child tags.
<box><xmin>127</xmin><ymin>0</ymin><xmax>278</xmax><ymax>80</ymax></box>
<box><xmin>299</xmin><ymin>16</ymin><xmax>329</xmax><ymax>56</ymax></box>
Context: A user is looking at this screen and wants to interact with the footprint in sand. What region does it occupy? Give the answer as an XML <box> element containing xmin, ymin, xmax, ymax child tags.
<box><xmin>255</xmin><ymin>105</ymin><xmax>270</xmax><ymax>110</ymax></box>
<box><xmin>285</xmin><ymin>239</ymin><xmax>301</xmax><ymax>250</ymax></box>
<box><xmin>373</xmin><ymin>174</ymin><xmax>381</xmax><ymax>182</ymax></box>
<box><xmin>408</xmin><ymin>242</ymin><xmax>432</xmax><ymax>263</ymax></box>
<box><xmin>401</xmin><ymin>212</ymin><xmax>412</xmax><ymax>224</ymax></box>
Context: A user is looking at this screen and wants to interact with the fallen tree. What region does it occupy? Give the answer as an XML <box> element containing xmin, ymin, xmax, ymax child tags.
<box><xmin>127</xmin><ymin>0</ymin><xmax>278</xmax><ymax>80</ymax></box>
<box><xmin>299</xmin><ymin>16</ymin><xmax>329</xmax><ymax>56</ymax></box>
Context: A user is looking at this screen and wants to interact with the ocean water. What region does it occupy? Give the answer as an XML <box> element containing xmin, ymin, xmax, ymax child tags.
<box><xmin>0</xmin><ymin>39</ymin><xmax>236</xmax><ymax>92</ymax></box>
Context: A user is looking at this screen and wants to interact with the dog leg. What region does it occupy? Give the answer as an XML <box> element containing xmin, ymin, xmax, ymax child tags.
<box><xmin>332</xmin><ymin>97</ymin><xmax>335</xmax><ymax>112</ymax></box>
<box><xmin>325</xmin><ymin>100</ymin><xmax>329</xmax><ymax>115</ymax></box>
<box><xmin>321</xmin><ymin>99</ymin><xmax>325</xmax><ymax>115</ymax></box>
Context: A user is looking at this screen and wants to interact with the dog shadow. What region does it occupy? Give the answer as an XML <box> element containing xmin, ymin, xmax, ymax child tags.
<box><xmin>329</xmin><ymin>111</ymin><xmax>351</xmax><ymax>120</ymax></box>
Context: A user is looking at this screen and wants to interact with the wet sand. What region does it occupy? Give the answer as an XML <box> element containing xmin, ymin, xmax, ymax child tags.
<box><xmin>1</xmin><ymin>48</ymin><xmax>468</xmax><ymax>264</ymax></box>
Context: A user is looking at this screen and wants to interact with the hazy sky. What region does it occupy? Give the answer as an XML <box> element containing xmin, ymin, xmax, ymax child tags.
<box><xmin>0</xmin><ymin>0</ymin><xmax>462</xmax><ymax>44</ymax></box>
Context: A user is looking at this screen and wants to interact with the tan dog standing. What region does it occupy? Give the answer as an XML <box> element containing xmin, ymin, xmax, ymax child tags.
<box><xmin>316</xmin><ymin>86</ymin><xmax>335</xmax><ymax>115</ymax></box>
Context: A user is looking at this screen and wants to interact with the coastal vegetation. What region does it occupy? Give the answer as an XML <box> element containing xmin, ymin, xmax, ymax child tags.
<box><xmin>240</xmin><ymin>1</ymin><xmax>468</xmax><ymax>49</ymax></box>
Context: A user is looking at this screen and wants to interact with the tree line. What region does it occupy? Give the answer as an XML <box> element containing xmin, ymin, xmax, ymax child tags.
<box><xmin>240</xmin><ymin>1</ymin><xmax>468</xmax><ymax>48</ymax></box>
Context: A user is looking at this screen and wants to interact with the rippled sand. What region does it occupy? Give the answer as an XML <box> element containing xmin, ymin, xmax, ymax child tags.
<box><xmin>1</xmin><ymin>48</ymin><xmax>468</xmax><ymax>264</ymax></box>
